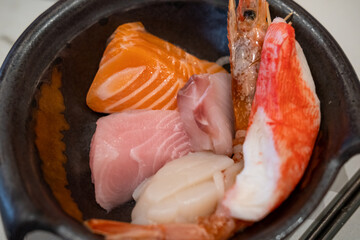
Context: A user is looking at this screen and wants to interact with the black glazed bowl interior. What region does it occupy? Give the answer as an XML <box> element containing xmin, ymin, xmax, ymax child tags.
<box><xmin>0</xmin><ymin>0</ymin><xmax>359</xmax><ymax>239</ymax></box>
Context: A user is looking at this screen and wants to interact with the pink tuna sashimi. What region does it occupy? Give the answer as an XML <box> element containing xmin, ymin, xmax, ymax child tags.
<box><xmin>90</xmin><ymin>110</ymin><xmax>192</xmax><ymax>211</ymax></box>
<box><xmin>177</xmin><ymin>73</ymin><xmax>235</xmax><ymax>156</ymax></box>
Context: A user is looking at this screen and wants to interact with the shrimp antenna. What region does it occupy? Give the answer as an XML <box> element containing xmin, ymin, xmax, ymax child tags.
<box><xmin>284</xmin><ymin>11</ymin><xmax>294</xmax><ymax>22</ymax></box>
<box><xmin>266</xmin><ymin>2</ymin><xmax>271</xmax><ymax>27</ymax></box>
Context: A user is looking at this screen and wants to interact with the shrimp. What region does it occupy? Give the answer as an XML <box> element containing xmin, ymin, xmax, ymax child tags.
<box><xmin>85</xmin><ymin>206</ymin><xmax>252</xmax><ymax>240</ymax></box>
<box><xmin>228</xmin><ymin>0</ymin><xmax>269</xmax><ymax>161</ymax></box>
<box><xmin>85</xmin><ymin>1</ymin><xmax>321</xmax><ymax>239</ymax></box>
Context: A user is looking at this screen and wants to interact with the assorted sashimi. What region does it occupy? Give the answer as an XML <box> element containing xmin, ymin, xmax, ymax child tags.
<box><xmin>90</xmin><ymin>71</ymin><xmax>235</xmax><ymax>211</ymax></box>
<box><xmin>177</xmin><ymin>73</ymin><xmax>234</xmax><ymax>156</ymax></box>
<box><xmin>85</xmin><ymin>0</ymin><xmax>321</xmax><ymax>239</ymax></box>
<box><xmin>86</xmin><ymin>22</ymin><xmax>226</xmax><ymax>113</ymax></box>
<box><xmin>89</xmin><ymin>110</ymin><xmax>191</xmax><ymax>211</ymax></box>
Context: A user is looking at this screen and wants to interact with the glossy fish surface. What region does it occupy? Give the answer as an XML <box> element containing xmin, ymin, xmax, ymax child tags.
<box><xmin>223</xmin><ymin>18</ymin><xmax>321</xmax><ymax>221</ymax></box>
<box><xmin>86</xmin><ymin>22</ymin><xmax>226</xmax><ymax>113</ymax></box>
<box><xmin>89</xmin><ymin>110</ymin><xmax>192</xmax><ymax>211</ymax></box>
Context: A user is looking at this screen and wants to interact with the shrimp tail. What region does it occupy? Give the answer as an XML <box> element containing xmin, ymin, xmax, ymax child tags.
<box><xmin>198</xmin><ymin>210</ymin><xmax>252</xmax><ymax>240</ymax></box>
<box><xmin>85</xmin><ymin>219</ymin><xmax>212</xmax><ymax>240</ymax></box>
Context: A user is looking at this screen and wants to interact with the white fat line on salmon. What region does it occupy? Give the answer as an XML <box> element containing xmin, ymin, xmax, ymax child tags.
<box><xmin>118</xmin><ymin>41</ymin><xmax>136</xmax><ymax>51</ymax></box>
<box><xmin>106</xmin><ymin>63</ymin><xmax>161</xmax><ymax>111</ymax></box>
<box><xmin>99</xmin><ymin>43</ymin><xmax>131</xmax><ymax>68</ymax></box>
<box><xmin>166</xmin><ymin>42</ymin><xmax>171</xmax><ymax>52</ymax></box>
<box><xmin>177</xmin><ymin>57</ymin><xmax>191</xmax><ymax>78</ymax></box>
<box><xmin>147</xmin><ymin>82</ymin><xmax>179</xmax><ymax>110</ymax></box>
<box><xmin>100</xmin><ymin>35</ymin><xmax>137</xmax><ymax>65</ymax></box>
<box><xmin>99</xmin><ymin>47</ymin><xmax>119</xmax><ymax>66</ymax></box>
<box><xmin>190</xmin><ymin>62</ymin><xmax>198</xmax><ymax>77</ymax></box>
<box><xmin>170</xmin><ymin>56</ymin><xmax>176</xmax><ymax>66</ymax></box>
<box><xmin>156</xmin><ymin>48</ymin><xmax>164</xmax><ymax>56</ymax></box>
<box><xmin>96</xmin><ymin>65</ymin><xmax>146</xmax><ymax>100</ymax></box>
<box><xmin>160</xmin><ymin>93</ymin><xmax>177</xmax><ymax>110</ymax></box>
<box><xmin>129</xmin><ymin>73</ymin><xmax>175</xmax><ymax>110</ymax></box>
<box><xmin>188</xmin><ymin>59</ymin><xmax>195</xmax><ymax>78</ymax></box>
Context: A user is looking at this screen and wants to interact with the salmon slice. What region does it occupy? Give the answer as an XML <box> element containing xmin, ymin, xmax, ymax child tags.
<box><xmin>86</xmin><ymin>22</ymin><xmax>226</xmax><ymax>113</ymax></box>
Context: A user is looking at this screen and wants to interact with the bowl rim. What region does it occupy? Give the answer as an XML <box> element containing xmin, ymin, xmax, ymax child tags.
<box><xmin>0</xmin><ymin>0</ymin><xmax>359</xmax><ymax>239</ymax></box>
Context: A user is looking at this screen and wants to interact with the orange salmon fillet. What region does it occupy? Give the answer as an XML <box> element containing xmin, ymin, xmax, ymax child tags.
<box><xmin>86</xmin><ymin>22</ymin><xmax>226</xmax><ymax>113</ymax></box>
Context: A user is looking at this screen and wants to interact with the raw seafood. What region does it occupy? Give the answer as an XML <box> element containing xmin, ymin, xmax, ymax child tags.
<box><xmin>132</xmin><ymin>152</ymin><xmax>241</xmax><ymax>225</ymax></box>
<box><xmin>177</xmin><ymin>73</ymin><xmax>234</xmax><ymax>156</ymax></box>
<box><xmin>228</xmin><ymin>0</ymin><xmax>269</xmax><ymax>161</ymax></box>
<box><xmin>223</xmin><ymin>17</ymin><xmax>320</xmax><ymax>221</ymax></box>
<box><xmin>89</xmin><ymin>110</ymin><xmax>191</xmax><ymax>211</ymax></box>
<box><xmin>90</xmin><ymin>71</ymin><xmax>236</xmax><ymax>211</ymax></box>
<box><xmin>85</xmin><ymin>12</ymin><xmax>321</xmax><ymax>240</ymax></box>
<box><xmin>86</xmin><ymin>22</ymin><xmax>226</xmax><ymax>113</ymax></box>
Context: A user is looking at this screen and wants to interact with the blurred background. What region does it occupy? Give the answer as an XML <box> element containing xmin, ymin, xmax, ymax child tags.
<box><xmin>0</xmin><ymin>0</ymin><xmax>359</xmax><ymax>239</ymax></box>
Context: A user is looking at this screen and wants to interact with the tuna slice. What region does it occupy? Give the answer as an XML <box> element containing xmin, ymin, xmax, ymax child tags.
<box><xmin>177</xmin><ymin>73</ymin><xmax>235</xmax><ymax>156</ymax></box>
<box><xmin>89</xmin><ymin>110</ymin><xmax>192</xmax><ymax>211</ymax></box>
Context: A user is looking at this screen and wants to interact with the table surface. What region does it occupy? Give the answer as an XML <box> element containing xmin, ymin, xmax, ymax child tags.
<box><xmin>0</xmin><ymin>0</ymin><xmax>359</xmax><ymax>239</ymax></box>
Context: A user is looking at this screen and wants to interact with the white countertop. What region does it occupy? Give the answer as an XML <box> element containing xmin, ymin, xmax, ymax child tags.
<box><xmin>0</xmin><ymin>0</ymin><xmax>359</xmax><ymax>239</ymax></box>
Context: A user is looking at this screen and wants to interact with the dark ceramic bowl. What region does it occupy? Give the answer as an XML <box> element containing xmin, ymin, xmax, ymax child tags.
<box><xmin>0</xmin><ymin>0</ymin><xmax>359</xmax><ymax>239</ymax></box>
